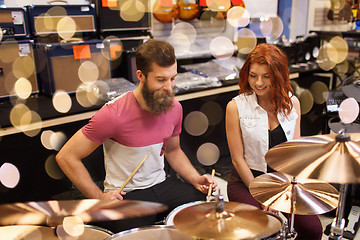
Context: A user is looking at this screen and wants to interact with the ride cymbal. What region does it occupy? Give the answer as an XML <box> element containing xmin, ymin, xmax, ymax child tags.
<box><xmin>265</xmin><ymin>133</ymin><xmax>360</xmax><ymax>184</ymax></box>
<box><xmin>249</xmin><ymin>172</ymin><xmax>339</xmax><ymax>215</ymax></box>
<box><xmin>173</xmin><ymin>201</ymin><xmax>270</xmax><ymax>240</ymax></box>
<box><xmin>0</xmin><ymin>199</ymin><xmax>168</xmax><ymax>227</ymax></box>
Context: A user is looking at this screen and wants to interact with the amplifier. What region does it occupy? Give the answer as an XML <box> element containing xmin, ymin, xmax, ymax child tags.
<box><xmin>0</xmin><ymin>7</ymin><xmax>31</xmax><ymax>40</ymax></box>
<box><xmin>27</xmin><ymin>4</ymin><xmax>96</xmax><ymax>37</ymax></box>
<box><xmin>92</xmin><ymin>0</ymin><xmax>151</xmax><ymax>33</ymax></box>
<box><xmin>35</xmin><ymin>39</ymin><xmax>122</xmax><ymax>95</ymax></box>
<box><xmin>0</xmin><ymin>39</ymin><xmax>39</xmax><ymax>98</ymax></box>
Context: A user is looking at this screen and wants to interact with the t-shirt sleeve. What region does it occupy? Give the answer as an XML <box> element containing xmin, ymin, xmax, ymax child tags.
<box><xmin>172</xmin><ymin>101</ymin><xmax>183</xmax><ymax>137</ymax></box>
<box><xmin>81</xmin><ymin>104</ymin><xmax>117</xmax><ymax>144</ymax></box>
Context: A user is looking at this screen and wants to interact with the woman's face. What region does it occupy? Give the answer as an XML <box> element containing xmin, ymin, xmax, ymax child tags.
<box><xmin>248</xmin><ymin>63</ymin><xmax>271</xmax><ymax>97</ymax></box>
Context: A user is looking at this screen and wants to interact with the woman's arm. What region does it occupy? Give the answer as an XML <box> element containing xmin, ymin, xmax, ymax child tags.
<box><xmin>225</xmin><ymin>100</ymin><xmax>254</xmax><ymax>188</ymax></box>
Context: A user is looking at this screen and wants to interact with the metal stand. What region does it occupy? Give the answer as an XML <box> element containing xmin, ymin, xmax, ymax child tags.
<box><xmin>329</xmin><ymin>184</ymin><xmax>348</xmax><ymax>240</ymax></box>
<box><xmin>285</xmin><ymin>177</ymin><xmax>298</xmax><ymax>240</ymax></box>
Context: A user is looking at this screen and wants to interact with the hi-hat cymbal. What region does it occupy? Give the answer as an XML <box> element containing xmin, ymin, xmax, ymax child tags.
<box><xmin>0</xmin><ymin>199</ymin><xmax>168</xmax><ymax>227</ymax></box>
<box><xmin>265</xmin><ymin>133</ymin><xmax>360</xmax><ymax>184</ymax></box>
<box><xmin>173</xmin><ymin>201</ymin><xmax>270</xmax><ymax>240</ymax></box>
<box><xmin>249</xmin><ymin>172</ymin><xmax>339</xmax><ymax>215</ymax></box>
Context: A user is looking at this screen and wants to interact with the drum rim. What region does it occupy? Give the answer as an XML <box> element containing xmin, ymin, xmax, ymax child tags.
<box><xmin>165</xmin><ymin>200</ymin><xmax>205</xmax><ymax>225</ymax></box>
<box><xmin>82</xmin><ymin>224</ymin><xmax>114</xmax><ymax>236</ymax></box>
<box><xmin>105</xmin><ymin>225</ymin><xmax>178</xmax><ymax>239</ymax></box>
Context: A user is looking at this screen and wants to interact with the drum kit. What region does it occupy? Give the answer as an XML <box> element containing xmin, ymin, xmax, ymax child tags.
<box><xmin>0</xmin><ymin>133</ymin><xmax>359</xmax><ymax>239</ymax></box>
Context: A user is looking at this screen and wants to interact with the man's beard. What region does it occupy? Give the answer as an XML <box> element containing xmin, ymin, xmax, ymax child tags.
<box><xmin>142</xmin><ymin>79</ymin><xmax>175</xmax><ymax>115</ymax></box>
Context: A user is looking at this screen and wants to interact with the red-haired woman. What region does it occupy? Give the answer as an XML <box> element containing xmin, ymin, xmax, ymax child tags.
<box><xmin>226</xmin><ymin>43</ymin><xmax>322</xmax><ymax>239</ymax></box>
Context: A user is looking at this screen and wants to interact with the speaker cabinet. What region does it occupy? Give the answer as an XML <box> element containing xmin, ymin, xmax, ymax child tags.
<box><xmin>0</xmin><ymin>7</ymin><xmax>31</xmax><ymax>40</ymax></box>
<box><xmin>35</xmin><ymin>40</ymin><xmax>121</xmax><ymax>95</ymax></box>
<box><xmin>93</xmin><ymin>0</ymin><xmax>151</xmax><ymax>33</ymax></box>
<box><xmin>0</xmin><ymin>40</ymin><xmax>39</xmax><ymax>98</ymax></box>
<box><xmin>27</xmin><ymin>4</ymin><xmax>96</xmax><ymax>37</ymax></box>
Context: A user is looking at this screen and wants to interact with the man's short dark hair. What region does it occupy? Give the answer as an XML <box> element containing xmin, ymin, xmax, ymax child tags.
<box><xmin>136</xmin><ymin>39</ymin><xmax>176</xmax><ymax>77</ymax></box>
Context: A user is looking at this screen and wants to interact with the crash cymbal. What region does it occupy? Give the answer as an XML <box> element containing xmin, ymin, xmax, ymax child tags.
<box><xmin>173</xmin><ymin>201</ymin><xmax>270</xmax><ymax>240</ymax></box>
<box><xmin>265</xmin><ymin>133</ymin><xmax>360</xmax><ymax>184</ymax></box>
<box><xmin>249</xmin><ymin>172</ymin><xmax>339</xmax><ymax>215</ymax></box>
<box><xmin>0</xmin><ymin>199</ymin><xmax>168</xmax><ymax>227</ymax></box>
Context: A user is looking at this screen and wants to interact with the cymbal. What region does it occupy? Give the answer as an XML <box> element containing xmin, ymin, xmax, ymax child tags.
<box><xmin>173</xmin><ymin>201</ymin><xmax>270</xmax><ymax>240</ymax></box>
<box><xmin>249</xmin><ymin>172</ymin><xmax>339</xmax><ymax>215</ymax></box>
<box><xmin>0</xmin><ymin>199</ymin><xmax>168</xmax><ymax>227</ymax></box>
<box><xmin>265</xmin><ymin>133</ymin><xmax>360</xmax><ymax>184</ymax></box>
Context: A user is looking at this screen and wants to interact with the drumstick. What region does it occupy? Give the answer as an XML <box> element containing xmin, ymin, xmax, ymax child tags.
<box><xmin>206</xmin><ymin>169</ymin><xmax>215</xmax><ymax>202</ymax></box>
<box><xmin>118</xmin><ymin>152</ymin><xmax>150</xmax><ymax>193</ymax></box>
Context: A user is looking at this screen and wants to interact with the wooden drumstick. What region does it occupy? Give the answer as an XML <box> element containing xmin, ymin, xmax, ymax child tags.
<box><xmin>118</xmin><ymin>152</ymin><xmax>150</xmax><ymax>193</ymax></box>
<box><xmin>206</xmin><ymin>169</ymin><xmax>215</xmax><ymax>202</ymax></box>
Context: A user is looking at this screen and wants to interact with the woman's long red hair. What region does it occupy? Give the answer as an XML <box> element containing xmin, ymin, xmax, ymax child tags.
<box><xmin>238</xmin><ymin>43</ymin><xmax>294</xmax><ymax>116</ymax></box>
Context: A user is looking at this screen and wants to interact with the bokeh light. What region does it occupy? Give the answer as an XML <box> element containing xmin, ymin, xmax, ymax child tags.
<box><xmin>184</xmin><ymin>111</ymin><xmax>209</xmax><ymax>136</ymax></box>
<box><xmin>78</xmin><ymin>61</ymin><xmax>99</xmax><ymax>84</ymax></box>
<box><xmin>327</xmin><ymin>36</ymin><xmax>348</xmax><ymax>64</ymax></box>
<box><xmin>0</xmin><ymin>39</ymin><xmax>20</xmax><ymax>63</ymax></box>
<box><xmin>234</xmin><ymin>28</ymin><xmax>257</xmax><ymax>54</ymax></box>
<box><xmin>45</xmin><ymin>155</ymin><xmax>65</xmax><ymax>180</ymax></box>
<box><xmin>317</xmin><ymin>44</ymin><xmax>336</xmax><ymax>71</ymax></box>
<box><xmin>333</xmin><ymin>60</ymin><xmax>349</xmax><ymax>75</ymax></box>
<box><xmin>167</xmin><ymin>33</ymin><xmax>191</xmax><ymax>56</ymax></box>
<box><xmin>197</xmin><ymin>142</ymin><xmax>220</xmax><ymax>166</ymax></box>
<box><xmin>101</xmin><ymin>36</ymin><xmax>123</xmax><ymax>61</ymax></box>
<box><xmin>338</xmin><ymin>98</ymin><xmax>359</xmax><ymax>124</ymax></box>
<box><xmin>0</xmin><ymin>163</ymin><xmax>20</xmax><ymax>188</ymax></box>
<box><xmin>41</xmin><ymin>130</ymin><xmax>55</xmax><ymax>150</ymax></box>
<box><xmin>200</xmin><ymin>101</ymin><xmax>223</xmax><ymax>126</ymax></box>
<box><xmin>50</xmin><ymin>131</ymin><xmax>67</xmax><ymax>151</ymax></box>
<box><xmin>120</xmin><ymin>0</ymin><xmax>146</xmax><ymax>22</ymax></box>
<box><xmin>310</xmin><ymin>81</ymin><xmax>329</xmax><ymax>104</ymax></box>
<box><xmin>22</xmin><ymin>111</ymin><xmax>42</xmax><ymax>137</ymax></box>
<box><xmin>209</xmin><ymin>36</ymin><xmax>234</xmax><ymax>59</ymax></box>
<box><xmin>227</xmin><ymin>6</ymin><xmax>250</xmax><ymax>28</ymax></box>
<box><xmin>63</xmin><ymin>216</ymin><xmax>85</xmax><ymax>237</ymax></box>
<box><xmin>261</xmin><ymin>16</ymin><xmax>283</xmax><ymax>41</ymax></box>
<box><xmin>171</xmin><ymin>22</ymin><xmax>197</xmax><ymax>44</ymax></box>
<box><xmin>10</xmin><ymin>103</ymin><xmax>31</xmax><ymax>130</ymax></box>
<box><xmin>199</xmin><ymin>10</ymin><xmax>226</xmax><ymax>37</ymax></box>
<box><xmin>52</xmin><ymin>90</ymin><xmax>72</xmax><ymax>113</ymax></box>
<box><xmin>14</xmin><ymin>77</ymin><xmax>32</xmax><ymax>99</ymax></box>
<box><xmin>12</xmin><ymin>55</ymin><xmax>35</xmax><ymax>80</ymax></box>
<box><xmin>57</xmin><ymin>16</ymin><xmax>76</xmax><ymax>40</ymax></box>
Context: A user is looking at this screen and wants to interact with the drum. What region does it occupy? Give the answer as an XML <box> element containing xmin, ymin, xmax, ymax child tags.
<box><xmin>164</xmin><ymin>201</ymin><xmax>205</xmax><ymax>225</ymax></box>
<box><xmin>257</xmin><ymin>211</ymin><xmax>286</xmax><ymax>240</ymax></box>
<box><xmin>57</xmin><ymin>225</ymin><xmax>114</xmax><ymax>240</ymax></box>
<box><xmin>0</xmin><ymin>225</ymin><xmax>113</xmax><ymax>240</ymax></box>
<box><xmin>105</xmin><ymin>225</ymin><xmax>195</xmax><ymax>239</ymax></box>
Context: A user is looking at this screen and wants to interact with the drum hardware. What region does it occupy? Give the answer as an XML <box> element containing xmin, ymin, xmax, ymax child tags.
<box><xmin>265</xmin><ymin>132</ymin><xmax>360</xmax><ymax>240</ymax></box>
<box><xmin>0</xmin><ymin>199</ymin><xmax>168</xmax><ymax>227</ymax></box>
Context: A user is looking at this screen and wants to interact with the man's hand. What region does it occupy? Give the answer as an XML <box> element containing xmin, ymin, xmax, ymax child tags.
<box><xmin>99</xmin><ymin>190</ymin><xmax>126</xmax><ymax>200</ymax></box>
<box><xmin>196</xmin><ymin>174</ymin><xmax>218</xmax><ymax>194</ymax></box>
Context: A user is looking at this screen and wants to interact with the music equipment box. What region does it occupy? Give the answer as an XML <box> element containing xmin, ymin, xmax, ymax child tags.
<box><xmin>0</xmin><ymin>39</ymin><xmax>39</xmax><ymax>98</ymax></box>
<box><xmin>0</xmin><ymin>7</ymin><xmax>31</xmax><ymax>40</ymax></box>
<box><xmin>92</xmin><ymin>0</ymin><xmax>151</xmax><ymax>34</ymax></box>
<box><xmin>35</xmin><ymin>39</ymin><xmax>122</xmax><ymax>95</ymax></box>
<box><xmin>27</xmin><ymin>4</ymin><xmax>96</xmax><ymax>37</ymax></box>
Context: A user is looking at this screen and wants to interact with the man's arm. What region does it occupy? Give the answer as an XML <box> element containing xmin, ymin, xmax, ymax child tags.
<box><xmin>164</xmin><ymin>135</ymin><xmax>215</xmax><ymax>193</ymax></box>
<box><xmin>56</xmin><ymin>129</ymin><xmax>123</xmax><ymax>200</ymax></box>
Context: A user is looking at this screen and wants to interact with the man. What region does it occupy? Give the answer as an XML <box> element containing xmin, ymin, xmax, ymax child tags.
<box><xmin>56</xmin><ymin>39</ymin><xmax>215</xmax><ymax>230</ymax></box>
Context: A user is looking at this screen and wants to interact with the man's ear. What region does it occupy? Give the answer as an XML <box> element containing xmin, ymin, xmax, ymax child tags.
<box><xmin>136</xmin><ymin>70</ymin><xmax>145</xmax><ymax>83</ymax></box>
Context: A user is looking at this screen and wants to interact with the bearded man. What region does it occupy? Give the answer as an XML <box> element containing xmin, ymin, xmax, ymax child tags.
<box><xmin>56</xmin><ymin>39</ymin><xmax>215</xmax><ymax>232</ymax></box>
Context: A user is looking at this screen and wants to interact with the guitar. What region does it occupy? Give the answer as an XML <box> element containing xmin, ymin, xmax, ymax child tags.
<box><xmin>153</xmin><ymin>0</ymin><xmax>180</xmax><ymax>23</ymax></box>
<box><xmin>327</xmin><ymin>0</ymin><xmax>352</xmax><ymax>22</ymax></box>
<box><xmin>178</xmin><ymin>0</ymin><xmax>200</xmax><ymax>21</ymax></box>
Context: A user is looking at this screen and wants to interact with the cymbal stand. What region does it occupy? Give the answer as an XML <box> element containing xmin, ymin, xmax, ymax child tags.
<box><xmin>285</xmin><ymin>177</ymin><xmax>298</xmax><ymax>240</ymax></box>
<box><xmin>329</xmin><ymin>184</ymin><xmax>348</xmax><ymax>240</ymax></box>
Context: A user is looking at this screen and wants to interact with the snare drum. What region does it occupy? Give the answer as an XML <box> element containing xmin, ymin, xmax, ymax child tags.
<box><xmin>105</xmin><ymin>225</ymin><xmax>195</xmax><ymax>239</ymax></box>
<box><xmin>164</xmin><ymin>201</ymin><xmax>205</xmax><ymax>225</ymax></box>
<box><xmin>257</xmin><ymin>211</ymin><xmax>285</xmax><ymax>240</ymax></box>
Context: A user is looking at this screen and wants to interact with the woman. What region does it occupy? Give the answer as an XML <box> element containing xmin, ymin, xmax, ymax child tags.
<box><xmin>226</xmin><ymin>43</ymin><xmax>322</xmax><ymax>239</ymax></box>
